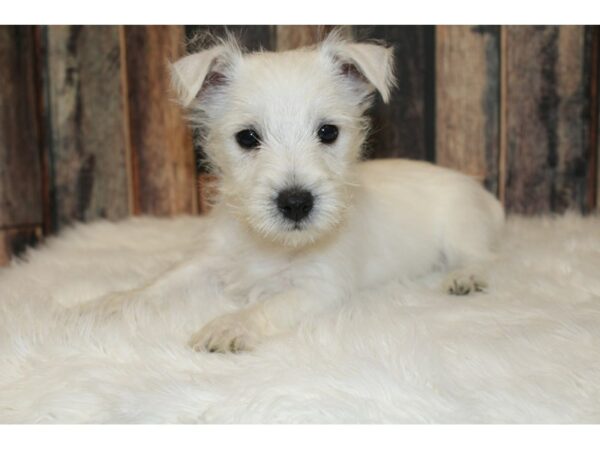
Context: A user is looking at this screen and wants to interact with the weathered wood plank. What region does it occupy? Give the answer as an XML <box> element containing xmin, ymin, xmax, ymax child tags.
<box><xmin>504</xmin><ymin>26</ymin><xmax>591</xmax><ymax>214</ymax></box>
<box><xmin>124</xmin><ymin>25</ymin><xmax>197</xmax><ymax>216</ymax></box>
<box><xmin>45</xmin><ymin>25</ymin><xmax>132</xmax><ymax>229</ymax></box>
<box><xmin>0</xmin><ymin>26</ymin><xmax>43</xmax><ymax>228</ymax></box>
<box><xmin>0</xmin><ymin>226</ymin><xmax>42</xmax><ymax>266</ymax></box>
<box><xmin>276</xmin><ymin>25</ymin><xmax>345</xmax><ymax>51</ymax></box>
<box><xmin>436</xmin><ymin>25</ymin><xmax>500</xmax><ymax>195</ymax></box>
<box><xmin>353</xmin><ymin>26</ymin><xmax>434</xmax><ymax>161</ymax></box>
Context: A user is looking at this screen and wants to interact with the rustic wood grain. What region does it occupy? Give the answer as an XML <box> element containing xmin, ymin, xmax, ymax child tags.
<box><xmin>45</xmin><ymin>25</ymin><xmax>132</xmax><ymax>229</ymax></box>
<box><xmin>276</xmin><ymin>25</ymin><xmax>345</xmax><ymax>51</ymax></box>
<box><xmin>0</xmin><ymin>226</ymin><xmax>43</xmax><ymax>266</ymax></box>
<box><xmin>504</xmin><ymin>26</ymin><xmax>591</xmax><ymax>214</ymax></box>
<box><xmin>124</xmin><ymin>25</ymin><xmax>197</xmax><ymax>216</ymax></box>
<box><xmin>0</xmin><ymin>26</ymin><xmax>43</xmax><ymax>228</ymax></box>
<box><xmin>353</xmin><ymin>26</ymin><xmax>434</xmax><ymax>161</ymax></box>
<box><xmin>436</xmin><ymin>26</ymin><xmax>500</xmax><ymax>195</ymax></box>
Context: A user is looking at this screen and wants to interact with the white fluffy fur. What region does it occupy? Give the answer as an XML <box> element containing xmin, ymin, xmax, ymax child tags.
<box><xmin>167</xmin><ymin>34</ymin><xmax>503</xmax><ymax>352</ymax></box>
<box><xmin>0</xmin><ymin>213</ymin><xmax>599</xmax><ymax>423</ymax></box>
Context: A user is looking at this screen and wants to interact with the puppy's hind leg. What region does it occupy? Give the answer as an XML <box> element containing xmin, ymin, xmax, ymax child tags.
<box><xmin>440</xmin><ymin>193</ymin><xmax>504</xmax><ymax>296</ymax></box>
<box><xmin>443</xmin><ymin>269</ymin><xmax>488</xmax><ymax>296</ymax></box>
<box><xmin>442</xmin><ymin>245</ymin><xmax>494</xmax><ymax>296</ymax></box>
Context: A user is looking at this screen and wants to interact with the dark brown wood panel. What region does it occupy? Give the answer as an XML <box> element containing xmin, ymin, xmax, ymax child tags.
<box><xmin>504</xmin><ymin>26</ymin><xmax>591</xmax><ymax>214</ymax></box>
<box><xmin>353</xmin><ymin>26</ymin><xmax>434</xmax><ymax>161</ymax></box>
<box><xmin>436</xmin><ymin>26</ymin><xmax>500</xmax><ymax>194</ymax></box>
<box><xmin>0</xmin><ymin>226</ymin><xmax>42</xmax><ymax>266</ymax></box>
<box><xmin>124</xmin><ymin>25</ymin><xmax>197</xmax><ymax>216</ymax></box>
<box><xmin>0</xmin><ymin>26</ymin><xmax>43</xmax><ymax>228</ymax></box>
<box><xmin>45</xmin><ymin>25</ymin><xmax>132</xmax><ymax>229</ymax></box>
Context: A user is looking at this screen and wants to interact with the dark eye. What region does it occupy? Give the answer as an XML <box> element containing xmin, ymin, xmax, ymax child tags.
<box><xmin>235</xmin><ymin>129</ymin><xmax>261</xmax><ymax>150</ymax></box>
<box><xmin>317</xmin><ymin>124</ymin><xmax>338</xmax><ymax>144</ymax></box>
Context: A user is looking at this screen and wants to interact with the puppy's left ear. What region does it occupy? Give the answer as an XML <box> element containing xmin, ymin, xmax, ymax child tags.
<box><xmin>322</xmin><ymin>36</ymin><xmax>396</xmax><ymax>104</ymax></box>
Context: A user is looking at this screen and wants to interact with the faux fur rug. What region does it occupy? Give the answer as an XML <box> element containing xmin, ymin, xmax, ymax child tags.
<box><xmin>0</xmin><ymin>214</ymin><xmax>599</xmax><ymax>423</ymax></box>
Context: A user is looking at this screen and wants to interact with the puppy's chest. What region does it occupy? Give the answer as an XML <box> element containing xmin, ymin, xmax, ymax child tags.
<box><xmin>216</xmin><ymin>251</ymin><xmax>299</xmax><ymax>305</ymax></box>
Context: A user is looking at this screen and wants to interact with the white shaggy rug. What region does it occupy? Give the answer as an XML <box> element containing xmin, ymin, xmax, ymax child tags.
<box><xmin>0</xmin><ymin>214</ymin><xmax>599</xmax><ymax>423</ymax></box>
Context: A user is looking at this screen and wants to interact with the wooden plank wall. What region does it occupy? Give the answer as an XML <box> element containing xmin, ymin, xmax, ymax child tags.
<box><xmin>0</xmin><ymin>25</ymin><xmax>599</xmax><ymax>265</ymax></box>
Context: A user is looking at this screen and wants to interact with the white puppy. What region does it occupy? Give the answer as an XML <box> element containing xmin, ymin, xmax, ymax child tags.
<box><xmin>167</xmin><ymin>32</ymin><xmax>504</xmax><ymax>353</ymax></box>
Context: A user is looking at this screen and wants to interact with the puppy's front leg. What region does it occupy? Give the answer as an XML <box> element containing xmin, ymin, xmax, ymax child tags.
<box><xmin>189</xmin><ymin>287</ymin><xmax>341</xmax><ymax>353</ymax></box>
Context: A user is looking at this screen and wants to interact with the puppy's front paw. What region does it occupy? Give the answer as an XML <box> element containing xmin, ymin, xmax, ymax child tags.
<box><xmin>444</xmin><ymin>272</ymin><xmax>488</xmax><ymax>296</ymax></box>
<box><xmin>188</xmin><ymin>312</ymin><xmax>263</xmax><ymax>353</ymax></box>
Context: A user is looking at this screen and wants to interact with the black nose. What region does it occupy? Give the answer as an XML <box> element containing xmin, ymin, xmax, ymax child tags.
<box><xmin>276</xmin><ymin>188</ymin><xmax>314</xmax><ymax>222</ymax></box>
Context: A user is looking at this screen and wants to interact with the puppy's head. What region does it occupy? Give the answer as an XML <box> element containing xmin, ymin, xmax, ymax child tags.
<box><xmin>171</xmin><ymin>31</ymin><xmax>395</xmax><ymax>248</ymax></box>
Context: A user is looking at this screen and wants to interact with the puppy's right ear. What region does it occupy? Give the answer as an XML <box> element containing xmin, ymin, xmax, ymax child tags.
<box><xmin>170</xmin><ymin>43</ymin><xmax>240</xmax><ymax>107</ymax></box>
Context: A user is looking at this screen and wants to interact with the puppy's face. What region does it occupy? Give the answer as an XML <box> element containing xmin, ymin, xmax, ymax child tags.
<box><xmin>172</xmin><ymin>34</ymin><xmax>395</xmax><ymax>248</ymax></box>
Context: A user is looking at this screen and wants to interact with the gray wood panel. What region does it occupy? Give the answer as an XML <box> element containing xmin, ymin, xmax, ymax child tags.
<box><xmin>504</xmin><ymin>26</ymin><xmax>591</xmax><ymax>214</ymax></box>
<box><xmin>45</xmin><ymin>25</ymin><xmax>132</xmax><ymax>229</ymax></box>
